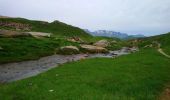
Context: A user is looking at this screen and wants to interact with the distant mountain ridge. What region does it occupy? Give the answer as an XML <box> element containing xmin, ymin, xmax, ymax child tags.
<box><xmin>84</xmin><ymin>29</ymin><xmax>145</xmax><ymax>39</ymax></box>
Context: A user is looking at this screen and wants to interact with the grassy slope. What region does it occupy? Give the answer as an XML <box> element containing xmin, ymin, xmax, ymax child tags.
<box><xmin>0</xmin><ymin>18</ymin><xmax>123</xmax><ymax>63</ymax></box>
<box><xmin>137</xmin><ymin>32</ymin><xmax>170</xmax><ymax>55</ymax></box>
<box><xmin>0</xmin><ymin>49</ymin><xmax>170</xmax><ymax>100</ymax></box>
<box><xmin>0</xmin><ymin>36</ymin><xmax>122</xmax><ymax>64</ymax></box>
<box><xmin>0</xmin><ymin>37</ymin><xmax>79</xmax><ymax>64</ymax></box>
<box><xmin>0</xmin><ymin>18</ymin><xmax>92</xmax><ymax>40</ymax></box>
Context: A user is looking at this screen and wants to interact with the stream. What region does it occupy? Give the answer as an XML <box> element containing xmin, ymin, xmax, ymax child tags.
<box><xmin>0</xmin><ymin>47</ymin><xmax>138</xmax><ymax>83</ymax></box>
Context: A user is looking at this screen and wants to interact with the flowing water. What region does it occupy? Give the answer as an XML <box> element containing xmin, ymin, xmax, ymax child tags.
<box><xmin>0</xmin><ymin>47</ymin><xmax>138</xmax><ymax>83</ymax></box>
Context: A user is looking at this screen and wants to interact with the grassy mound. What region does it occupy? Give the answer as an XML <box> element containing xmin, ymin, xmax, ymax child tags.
<box><xmin>0</xmin><ymin>49</ymin><xmax>170</xmax><ymax>100</ymax></box>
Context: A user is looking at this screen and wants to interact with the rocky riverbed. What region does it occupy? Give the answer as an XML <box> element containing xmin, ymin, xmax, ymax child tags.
<box><xmin>0</xmin><ymin>47</ymin><xmax>138</xmax><ymax>83</ymax></box>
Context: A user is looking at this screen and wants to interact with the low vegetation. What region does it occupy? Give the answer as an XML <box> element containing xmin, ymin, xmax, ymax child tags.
<box><xmin>0</xmin><ymin>49</ymin><xmax>170</xmax><ymax>100</ymax></box>
<box><xmin>135</xmin><ymin>32</ymin><xmax>170</xmax><ymax>54</ymax></box>
<box><xmin>0</xmin><ymin>37</ymin><xmax>79</xmax><ymax>64</ymax></box>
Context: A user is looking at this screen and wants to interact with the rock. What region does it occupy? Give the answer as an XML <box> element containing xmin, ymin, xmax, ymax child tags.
<box><xmin>94</xmin><ymin>40</ymin><xmax>109</xmax><ymax>47</ymax></box>
<box><xmin>0</xmin><ymin>30</ymin><xmax>51</xmax><ymax>38</ymax></box>
<box><xmin>144</xmin><ymin>44</ymin><xmax>153</xmax><ymax>48</ymax></box>
<box><xmin>60</xmin><ymin>46</ymin><xmax>79</xmax><ymax>54</ymax></box>
<box><xmin>0</xmin><ymin>30</ymin><xmax>30</xmax><ymax>37</ymax></box>
<box><xmin>0</xmin><ymin>22</ymin><xmax>31</xmax><ymax>31</ymax></box>
<box><xmin>0</xmin><ymin>46</ymin><xmax>3</xmax><ymax>50</ymax></box>
<box><xmin>80</xmin><ymin>45</ymin><xmax>108</xmax><ymax>53</ymax></box>
<box><xmin>67</xmin><ymin>37</ymin><xmax>84</xmax><ymax>43</ymax></box>
<box><xmin>26</xmin><ymin>32</ymin><xmax>51</xmax><ymax>38</ymax></box>
<box><xmin>111</xmin><ymin>40</ymin><xmax>117</xmax><ymax>43</ymax></box>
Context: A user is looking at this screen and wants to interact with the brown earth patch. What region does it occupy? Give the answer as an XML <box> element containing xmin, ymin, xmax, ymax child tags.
<box><xmin>159</xmin><ymin>86</ymin><xmax>170</xmax><ymax>100</ymax></box>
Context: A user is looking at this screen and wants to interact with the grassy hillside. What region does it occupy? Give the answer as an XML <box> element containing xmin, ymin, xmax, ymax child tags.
<box><xmin>0</xmin><ymin>18</ymin><xmax>92</xmax><ymax>40</ymax></box>
<box><xmin>0</xmin><ymin>37</ymin><xmax>80</xmax><ymax>64</ymax></box>
<box><xmin>133</xmin><ymin>32</ymin><xmax>170</xmax><ymax>54</ymax></box>
<box><xmin>0</xmin><ymin>48</ymin><xmax>170</xmax><ymax>100</ymax></box>
<box><xmin>0</xmin><ymin>17</ymin><xmax>124</xmax><ymax>64</ymax></box>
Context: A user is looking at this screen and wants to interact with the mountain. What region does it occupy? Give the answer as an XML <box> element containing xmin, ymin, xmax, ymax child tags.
<box><xmin>84</xmin><ymin>29</ymin><xmax>145</xmax><ymax>40</ymax></box>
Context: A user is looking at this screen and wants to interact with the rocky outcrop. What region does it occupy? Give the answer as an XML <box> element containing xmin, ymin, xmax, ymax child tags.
<box><xmin>67</xmin><ymin>37</ymin><xmax>84</xmax><ymax>43</ymax></box>
<box><xmin>0</xmin><ymin>30</ymin><xmax>51</xmax><ymax>38</ymax></box>
<box><xmin>0</xmin><ymin>30</ymin><xmax>30</xmax><ymax>37</ymax></box>
<box><xmin>80</xmin><ymin>45</ymin><xmax>108</xmax><ymax>53</ymax></box>
<box><xmin>60</xmin><ymin>46</ymin><xmax>79</xmax><ymax>54</ymax></box>
<box><xmin>94</xmin><ymin>40</ymin><xmax>109</xmax><ymax>47</ymax></box>
<box><xmin>26</xmin><ymin>32</ymin><xmax>51</xmax><ymax>38</ymax></box>
<box><xmin>0</xmin><ymin>22</ymin><xmax>31</xmax><ymax>31</ymax></box>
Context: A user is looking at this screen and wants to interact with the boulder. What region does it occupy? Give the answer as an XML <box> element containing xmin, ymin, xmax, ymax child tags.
<box><xmin>94</xmin><ymin>40</ymin><xmax>109</xmax><ymax>47</ymax></box>
<box><xmin>0</xmin><ymin>46</ymin><xmax>3</xmax><ymax>50</ymax></box>
<box><xmin>26</xmin><ymin>32</ymin><xmax>51</xmax><ymax>38</ymax></box>
<box><xmin>80</xmin><ymin>45</ymin><xmax>108</xmax><ymax>53</ymax></box>
<box><xmin>111</xmin><ymin>40</ymin><xmax>117</xmax><ymax>43</ymax></box>
<box><xmin>67</xmin><ymin>37</ymin><xmax>84</xmax><ymax>43</ymax></box>
<box><xmin>60</xmin><ymin>46</ymin><xmax>79</xmax><ymax>54</ymax></box>
<box><xmin>0</xmin><ymin>30</ymin><xmax>51</xmax><ymax>38</ymax></box>
<box><xmin>0</xmin><ymin>30</ymin><xmax>30</xmax><ymax>37</ymax></box>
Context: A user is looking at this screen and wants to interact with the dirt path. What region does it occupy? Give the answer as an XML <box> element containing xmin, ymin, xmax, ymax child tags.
<box><xmin>157</xmin><ymin>43</ymin><xmax>170</xmax><ymax>58</ymax></box>
<box><xmin>158</xmin><ymin>49</ymin><xmax>170</xmax><ymax>58</ymax></box>
<box><xmin>159</xmin><ymin>86</ymin><xmax>170</xmax><ymax>100</ymax></box>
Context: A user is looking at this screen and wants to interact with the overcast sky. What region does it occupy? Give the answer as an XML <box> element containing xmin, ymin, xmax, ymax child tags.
<box><xmin>0</xmin><ymin>0</ymin><xmax>170</xmax><ymax>36</ymax></box>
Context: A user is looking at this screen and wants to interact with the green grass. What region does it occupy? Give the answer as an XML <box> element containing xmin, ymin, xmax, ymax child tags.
<box><xmin>0</xmin><ymin>18</ymin><xmax>124</xmax><ymax>63</ymax></box>
<box><xmin>0</xmin><ymin>18</ymin><xmax>92</xmax><ymax>41</ymax></box>
<box><xmin>0</xmin><ymin>48</ymin><xmax>170</xmax><ymax>100</ymax></box>
<box><xmin>0</xmin><ymin>37</ymin><xmax>79</xmax><ymax>64</ymax></box>
<box><xmin>136</xmin><ymin>32</ymin><xmax>170</xmax><ymax>55</ymax></box>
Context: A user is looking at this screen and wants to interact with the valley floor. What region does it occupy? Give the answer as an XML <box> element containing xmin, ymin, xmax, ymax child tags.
<box><xmin>0</xmin><ymin>48</ymin><xmax>170</xmax><ymax>100</ymax></box>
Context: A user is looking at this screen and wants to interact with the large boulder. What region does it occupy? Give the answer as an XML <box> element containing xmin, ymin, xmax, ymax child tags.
<box><xmin>94</xmin><ymin>40</ymin><xmax>109</xmax><ymax>47</ymax></box>
<box><xmin>26</xmin><ymin>32</ymin><xmax>51</xmax><ymax>38</ymax></box>
<box><xmin>60</xmin><ymin>46</ymin><xmax>79</xmax><ymax>54</ymax></box>
<box><xmin>0</xmin><ymin>30</ymin><xmax>30</xmax><ymax>37</ymax></box>
<box><xmin>80</xmin><ymin>45</ymin><xmax>108</xmax><ymax>53</ymax></box>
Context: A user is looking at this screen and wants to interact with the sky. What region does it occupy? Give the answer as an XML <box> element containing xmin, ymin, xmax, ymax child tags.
<box><xmin>0</xmin><ymin>0</ymin><xmax>170</xmax><ymax>36</ymax></box>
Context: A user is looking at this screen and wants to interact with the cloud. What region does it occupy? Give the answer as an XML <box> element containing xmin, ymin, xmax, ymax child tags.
<box><xmin>0</xmin><ymin>0</ymin><xmax>170</xmax><ymax>36</ymax></box>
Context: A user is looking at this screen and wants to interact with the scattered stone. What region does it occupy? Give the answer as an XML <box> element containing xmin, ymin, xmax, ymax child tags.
<box><xmin>144</xmin><ymin>44</ymin><xmax>153</xmax><ymax>48</ymax></box>
<box><xmin>25</xmin><ymin>32</ymin><xmax>51</xmax><ymax>38</ymax></box>
<box><xmin>67</xmin><ymin>37</ymin><xmax>84</xmax><ymax>43</ymax></box>
<box><xmin>111</xmin><ymin>40</ymin><xmax>117</xmax><ymax>44</ymax></box>
<box><xmin>49</xmin><ymin>90</ymin><xmax>54</xmax><ymax>92</ymax></box>
<box><xmin>60</xmin><ymin>46</ymin><xmax>79</xmax><ymax>54</ymax></box>
<box><xmin>0</xmin><ymin>22</ymin><xmax>31</xmax><ymax>31</ymax></box>
<box><xmin>0</xmin><ymin>30</ymin><xmax>30</xmax><ymax>37</ymax></box>
<box><xmin>0</xmin><ymin>46</ymin><xmax>3</xmax><ymax>50</ymax></box>
<box><xmin>94</xmin><ymin>40</ymin><xmax>109</xmax><ymax>47</ymax></box>
<box><xmin>80</xmin><ymin>45</ymin><xmax>108</xmax><ymax>53</ymax></box>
